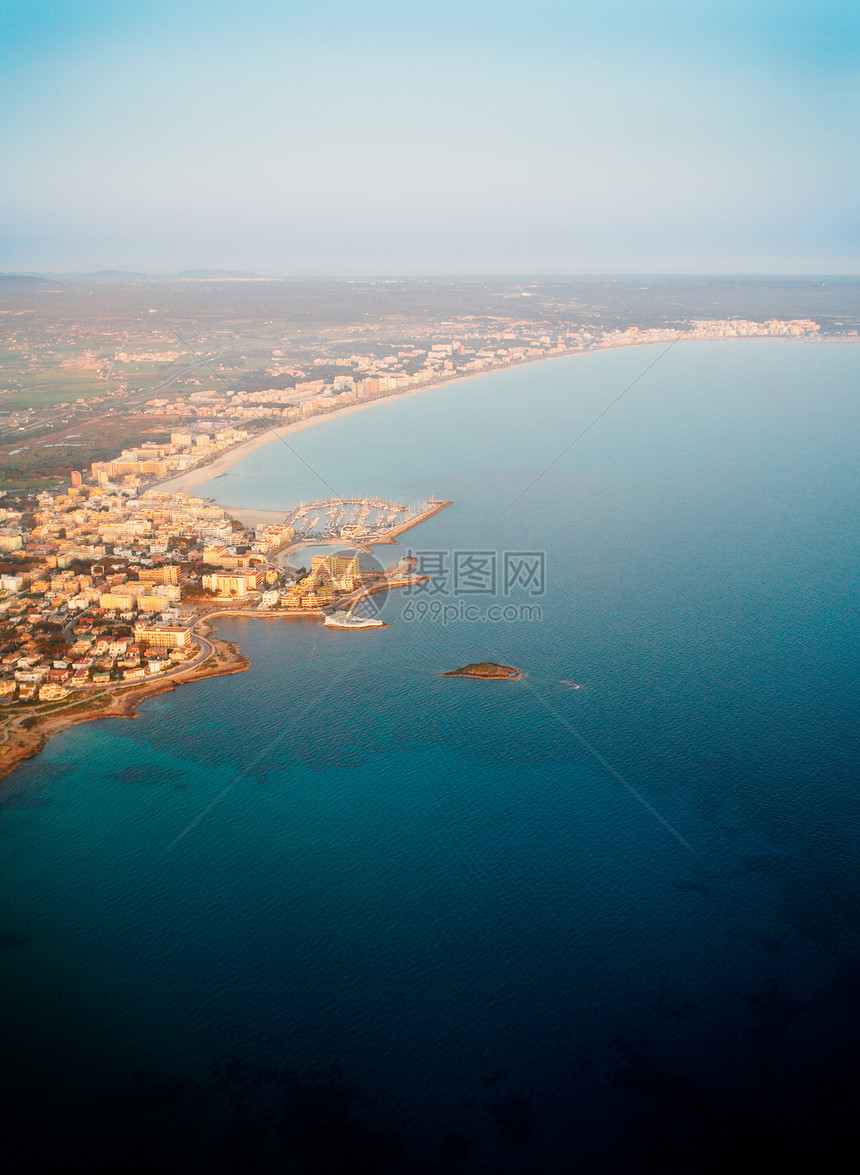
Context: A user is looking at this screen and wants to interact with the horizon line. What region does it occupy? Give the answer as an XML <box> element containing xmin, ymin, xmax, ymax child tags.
<box><xmin>3</xmin><ymin>270</ymin><xmax>860</xmax><ymax>281</ymax></box>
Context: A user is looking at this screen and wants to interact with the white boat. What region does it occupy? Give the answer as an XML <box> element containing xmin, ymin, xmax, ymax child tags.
<box><xmin>324</xmin><ymin>610</ymin><xmax>385</xmax><ymax>629</ymax></box>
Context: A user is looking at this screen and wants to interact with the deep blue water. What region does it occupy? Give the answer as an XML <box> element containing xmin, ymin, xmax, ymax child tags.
<box><xmin>2</xmin><ymin>341</ymin><xmax>860</xmax><ymax>1172</ymax></box>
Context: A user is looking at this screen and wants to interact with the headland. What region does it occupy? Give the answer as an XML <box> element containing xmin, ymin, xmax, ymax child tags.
<box><xmin>0</xmin><ymin>627</ymin><xmax>249</xmax><ymax>784</ymax></box>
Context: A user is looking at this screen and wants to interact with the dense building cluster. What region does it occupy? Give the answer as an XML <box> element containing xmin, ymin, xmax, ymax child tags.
<box><xmin>136</xmin><ymin>318</ymin><xmax>823</xmax><ymax>426</ymax></box>
<box><xmin>0</xmin><ymin>442</ymin><xmax>297</xmax><ymax>703</ymax></box>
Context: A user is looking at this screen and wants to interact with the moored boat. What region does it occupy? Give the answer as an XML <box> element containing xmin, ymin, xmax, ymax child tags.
<box><xmin>324</xmin><ymin>610</ymin><xmax>385</xmax><ymax>629</ymax></box>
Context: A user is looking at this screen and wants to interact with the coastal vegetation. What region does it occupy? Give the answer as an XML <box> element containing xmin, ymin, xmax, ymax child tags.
<box><xmin>0</xmin><ymin>417</ymin><xmax>174</xmax><ymax>489</ymax></box>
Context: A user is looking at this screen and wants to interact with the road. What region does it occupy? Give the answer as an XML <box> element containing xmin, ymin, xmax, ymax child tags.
<box><xmin>0</xmin><ymin>618</ymin><xmax>217</xmax><ymax>748</ymax></box>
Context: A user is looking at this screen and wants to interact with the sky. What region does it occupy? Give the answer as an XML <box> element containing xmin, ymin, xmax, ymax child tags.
<box><xmin>1</xmin><ymin>0</ymin><xmax>858</xmax><ymax>274</ymax></box>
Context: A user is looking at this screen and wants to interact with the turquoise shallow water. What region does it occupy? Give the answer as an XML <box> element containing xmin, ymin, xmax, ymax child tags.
<box><xmin>2</xmin><ymin>341</ymin><xmax>860</xmax><ymax>1172</ymax></box>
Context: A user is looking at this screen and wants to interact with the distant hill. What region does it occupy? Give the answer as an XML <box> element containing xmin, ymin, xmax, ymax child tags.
<box><xmin>171</xmin><ymin>270</ymin><xmax>263</xmax><ymax>279</ymax></box>
<box><xmin>86</xmin><ymin>269</ymin><xmax>147</xmax><ymax>279</ymax></box>
<box><xmin>0</xmin><ymin>269</ymin><xmax>264</xmax><ymax>282</ymax></box>
<box><xmin>0</xmin><ymin>273</ymin><xmax>64</xmax><ymax>286</ymax></box>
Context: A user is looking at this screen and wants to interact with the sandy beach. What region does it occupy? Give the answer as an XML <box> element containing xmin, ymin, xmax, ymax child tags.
<box><xmin>155</xmin><ymin>351</ymin><xmax>589</xmax><ymax>523</ymax></box>
<box><xmin>160</xmin><ymin>337</ymin><xmax>762</xmax><ymax>519</ymax></box>
<box><xmin>0</xmin><ymin>335</ymin><xmax>824</xmax><ymax>785</ymax></box>
<box><xmin>157</xmin><ymin>374</ymin><xmax>465</xmax><ymax>500</ymax></box>
<box><xmin>222</xmin><ymin>506</ymin><xmax>291</xmax><ymax>530</ymax></box>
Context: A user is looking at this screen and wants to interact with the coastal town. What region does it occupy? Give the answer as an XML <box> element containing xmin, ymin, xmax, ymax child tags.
<box><xmin>0</xmin><ymin>271</ymin><xmax>844</xmax><ymax>778</ymax></box>
<box><xmin>1</xmin><ymin>271</ymin><xmax>836</xmax><ymax>487</ymax></box>
<box><xmin>0</xmin><ymin>311</ymin><xmax>830</xmax><ymax>691</ymax></box>
<box><xmin>0</xmin><ymin>444</ymin><xmax>445</xmax><ymax>681</ymax></box>
<box><xmin>0</xmin><ymin>448</ymin><xmax>447</xmax><ymax>778</ymax></box>
<box><xmin>1</xmin><ymin>310</ymin><xmax>824</xmax><ymax>447</ymax></box>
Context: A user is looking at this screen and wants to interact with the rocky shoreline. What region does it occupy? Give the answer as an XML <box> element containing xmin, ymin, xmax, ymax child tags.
<box><xmin>0</xmin><ymin>635</ymin><xmax>249</xmax><ymax>784</ymax></box>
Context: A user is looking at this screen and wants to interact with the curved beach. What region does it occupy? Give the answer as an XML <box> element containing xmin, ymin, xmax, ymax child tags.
<box><xmin>156</xmin><ymin>350</ymin><xmax>591</xmax><ymax>503</ymax></box>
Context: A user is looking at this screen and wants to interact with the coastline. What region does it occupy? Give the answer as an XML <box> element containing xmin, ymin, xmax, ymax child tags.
<box><xmin>0</xmin><ymin>631</ymin><xmax>249</xmax><ymax>784</ymax></box>
<box><xmin>0</xmin><ymin>568</ymin><xmax>427</xmax><ymax>785</ymax></box>
<box><xmin>156</xmin><ymin>335</ymin><xmax>823</xmax><ymax>514</ymax></box>
<box><xmin>0</xmin><ymin>335</ymin><xmax>828</xmax><ymax>785</ymax></box>
<box><xmin>155</xmin><ymin>349</ymin><xmax>597</xmax><ymax>507</ymax></box>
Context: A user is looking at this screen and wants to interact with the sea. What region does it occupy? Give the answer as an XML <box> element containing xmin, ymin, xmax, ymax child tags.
<box><xmin>2</xmin><ymin>339</ymin><xmax>859</xmax><ymax>1173</ymax></box>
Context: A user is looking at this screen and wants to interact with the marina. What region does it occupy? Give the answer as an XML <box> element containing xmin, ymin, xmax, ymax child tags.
<box><xmin>282</xmin><ymin>497</ymin><xmax>451</xmax><ymax>543</ymax></box>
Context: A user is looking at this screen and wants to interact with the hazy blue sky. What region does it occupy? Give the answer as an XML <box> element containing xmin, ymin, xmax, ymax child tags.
<box><xmin>2</xmin><ymin>1</ymin><xmax>858</xmax><ymax>273</ymax></box>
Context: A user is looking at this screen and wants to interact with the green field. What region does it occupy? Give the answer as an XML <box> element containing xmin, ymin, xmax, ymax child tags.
<box><xmin>0</xmin><ymin>475</ymin><xmax>66</xmax><ymax>492</ymax></box>
<box><xmin>0</xmin><ymin>369</ymin><xmax>109</xmax><ymax>410</ymax></box>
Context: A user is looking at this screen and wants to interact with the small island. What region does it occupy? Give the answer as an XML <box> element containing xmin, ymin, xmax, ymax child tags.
<box><xmin>442</xmin><ymin>661</ymin><xmax>521</xmax><ymax>680</ymax></box>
